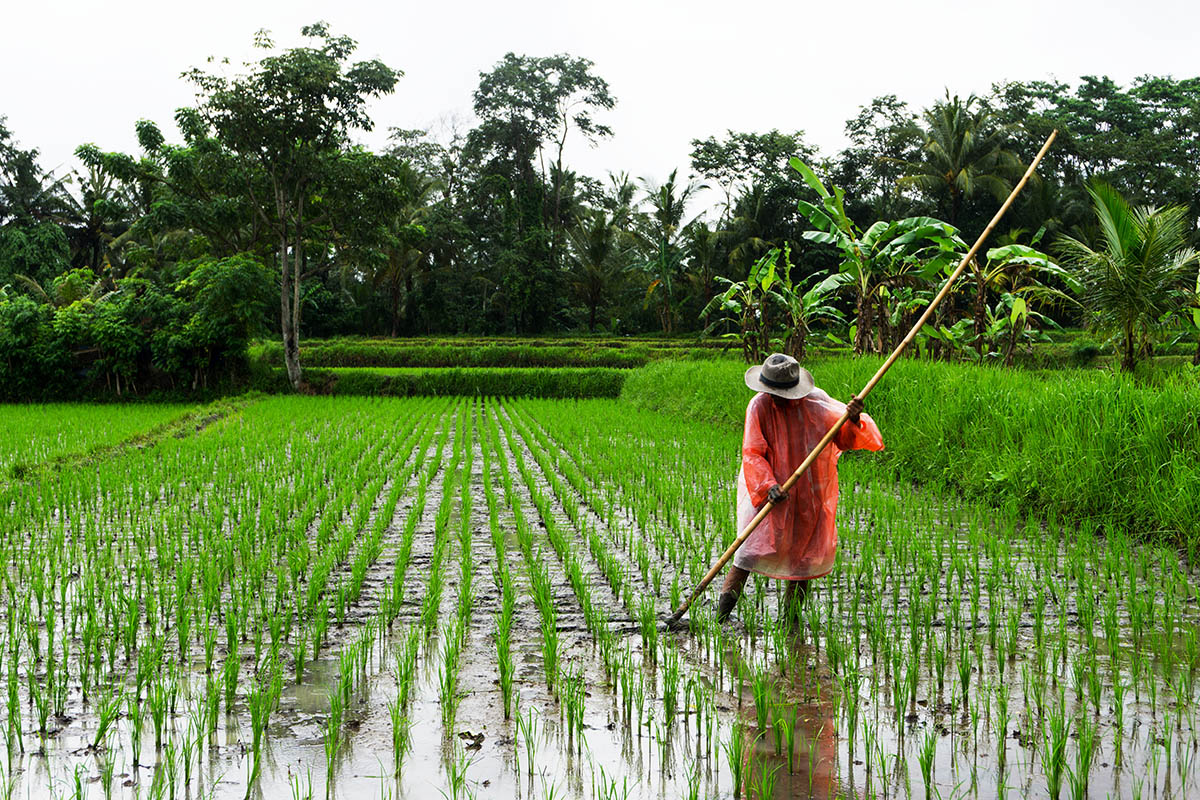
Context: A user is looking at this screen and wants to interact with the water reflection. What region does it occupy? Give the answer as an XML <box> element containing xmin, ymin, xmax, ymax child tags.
<box><xmin>725</xmin><ymin>632</ymin><xmax>839</xmax><ymax>799</ymax></box>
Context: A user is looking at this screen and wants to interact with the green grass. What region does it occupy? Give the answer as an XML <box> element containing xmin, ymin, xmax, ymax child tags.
<box><xmin>0</xmin><ymin>403</ymin><xmax>193</xmax><ymax>477</ymax></box>
<box><xmin>622</xmin><ymin>357</ymin><xmax>1200</xmax><ymax>551</ymax></box>
<box><xmin>253</xmin><ymin>366</ymin><xmax>629</xmax><ymax>398</ymax></box>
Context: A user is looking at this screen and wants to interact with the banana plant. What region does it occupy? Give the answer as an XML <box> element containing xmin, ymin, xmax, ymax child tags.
<box><xmin>790</xmin><ymin>157</ymin><xmax>965</xmax><ymax>354</ymax></box>
<box><xmin>771</xmin><ymin>244</ymin><xmax>850</xmax><ymax>360</ymax></box>
<box><xmin>986</xmin><ymin>292</ymin><xmax>1063</xmax><ymax>365</ymax></box>
<box><xmin>700</xmin><ymin>244</ymin><xmax>846</xmax><ymax>363</ymax></box>
<box><xmin>700</xmin><ymin>247</ymin><xmax>783</xmax><ymax>363</ymax></box>
<box><xmin>970</xmin><ymin>236</ymin><xmax>1079</xmax><ymax>355</ymax></box>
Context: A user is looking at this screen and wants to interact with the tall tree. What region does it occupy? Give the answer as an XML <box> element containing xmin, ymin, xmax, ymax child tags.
<box><xmin>181</xmin><ymin>23</ymin><xmax>400</xmax><ymax>388</ymax></box>
<box><xmin>898</xmin><ymin>93</ymin><xmax>1020</xmax><ymax>229</ymax></box>
<box><xmin>830</xmin><ymin>96</ymin><xmax>926</xmax><ymax>225</ymax></box>
<box><xmin>633</xmin><ymin>169</ymin><xmax>702</xmax><ymax>335</ymax></box>
<box><xmin>0</xmin><ymin>120</ymin><xmax>71</xmax><ymax>288</ymax></box>
<box><xmin>566</xmin><ymin>207</ymin><xmax>625</xmax><ymax>331</ymax></box>
<box><xmin>465</xmin><ymin>53</ymin><xmax>614</xmax><ymax>332</ymax></box>
<box><xmin>690</xmin><ymin>129</ymin><xmax>813</xmax><ymax>208</ymax></box>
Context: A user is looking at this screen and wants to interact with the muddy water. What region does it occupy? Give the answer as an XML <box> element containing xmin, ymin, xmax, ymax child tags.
<box><xmin>5</xmin><ymin>399</ymin><xmax>1199</xmax><ymax>800</ymax></box>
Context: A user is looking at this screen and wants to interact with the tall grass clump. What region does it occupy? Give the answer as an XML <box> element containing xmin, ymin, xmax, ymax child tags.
<box><xmin>622</xmin><ymin>357</ymin><xmax>1200</xmax><ymax>549</ymax></box>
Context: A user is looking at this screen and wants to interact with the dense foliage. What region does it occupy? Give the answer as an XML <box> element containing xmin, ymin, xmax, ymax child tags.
<box><xmin>0</xmin><ymin>255</ymin><xmax>272</xmax><ymax>399</ymax></box>
<box><xmin>3</xmin><ymin>23</ymin><xmax>1200</xmax><ymax>394</ymax></box>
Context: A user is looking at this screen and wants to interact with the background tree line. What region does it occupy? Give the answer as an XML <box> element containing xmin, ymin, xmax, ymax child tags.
<box><xmin>3</xmin><ymin>23</ymin><xmax>1199</xmax><ymax>394</ymax></box>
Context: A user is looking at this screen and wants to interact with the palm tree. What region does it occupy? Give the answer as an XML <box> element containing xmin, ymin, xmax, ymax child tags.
<box><xmin>370</xmin><ymin>165</ymin><xmax>435</xmax><ymax>336</ymax></box>
<box><xmin>683</xmin><ymin>220</ymin><xmax>723</xmax><ymax>310</ymax></box>
<box><xmin>60</xmin><ymin>165</ymin><xmax>136</xmax><ymax>273</ymax></box>
<box><xmin>632</xmin><ymin>169</ymin><xmax>703</xmax><ymax>335</ymax></box>
<box><xmin>722</xmin><ymin>183</ymin><xmax>773</xmax><ymax>280</ymax></box>
<box><xmin>898</xmin><ymin>93</ymin><xmax>1020</xmax><ymax>227</ymax></box>
<box><xmin>566</xmin><ymin>208</ymin><xmax>625</xmax><ymax>331</ymax></box>
<box><xmin>1057</xmin><ymin>183</ymin><xmax>1199</xmax><ymax>371</ymax></box>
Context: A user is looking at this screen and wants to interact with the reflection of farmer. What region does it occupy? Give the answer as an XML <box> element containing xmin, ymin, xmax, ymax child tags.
<box><xmin>718</xmin><ymin>353</ymin><xmax>884</xmax><ymax>624</ymax></box>
<box><xmin>727</xmin><ymin>639</ymin><xmax>839</xmax><ymax>798</ymax></box>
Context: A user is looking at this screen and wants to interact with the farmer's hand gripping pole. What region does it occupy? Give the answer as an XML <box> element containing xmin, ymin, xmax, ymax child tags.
<box><xmin>665</xmin><ymin>129</ymin><xmax>1058</xmax><ymax>630</ymax></box>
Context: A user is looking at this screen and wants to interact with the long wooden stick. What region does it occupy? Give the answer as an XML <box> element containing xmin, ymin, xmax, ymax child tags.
<box><xmin>665</xmin><ymin>130</ymin><xmax>1058</xmax><ymax>627</ymax></box>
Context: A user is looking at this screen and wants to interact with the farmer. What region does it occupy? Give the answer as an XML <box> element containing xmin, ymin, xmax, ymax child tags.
<box><xmin>717</xmin><ymin>353</ymin><xmax>883</xmax><ymax>625</ymax></box>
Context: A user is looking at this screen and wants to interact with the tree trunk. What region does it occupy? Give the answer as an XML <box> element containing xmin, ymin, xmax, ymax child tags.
<box><xmin>390</xmin><ymin>276</ymin><xmax>402</xmax><ymax>338</ymax></box>
<box><xmin>853</xmin><ymin>284</ymin><xmax>873</xmax><ymax>355</ymax></box>
<box><xmin>1003</xmin><ymin>321</ymin><xmax>1020</xmax><ymax>366</ymax></box>
<box><xmin>404</xmin><ymin>272</ymin><xmax>415</xmax><ymax>334</ymax></box>
<box><xmin>1193</xmin><ymin>335</ymin><xmax>1200</xmax><ymax>366</ymax></box>
<box><xmin>279</xmin><ymin>229</ymin><xmax>302</xmax><ymax>391</ymax></box>
<box><xmin>588</xmin><ymin>302</ymin><xmax>596</xmax><ymax>333</ymax></box>
<box><xmin>875</xmin><ymin>295</ymin><xmax>892</xmax><ymax>353</ymax></box>
<box><xmin>787</xmin><ymin>327</ymin><xmax>807</xmax><ymax>362</ymax></box>
<box><xmin>1121</xmin><ymin>324</ymin><xmax>1136</xmax><ymax>372</ymax></box>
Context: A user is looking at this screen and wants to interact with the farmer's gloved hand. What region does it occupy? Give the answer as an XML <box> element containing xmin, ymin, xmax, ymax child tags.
<box><xmin>846</xmin><ymin>396</ymin><xmax>864</xmax><ymax>425</ymax></box>
<box><xmin>768</xmin><ymin>485</ymin><xmax>787</xmax><ymax>504</ymax></box>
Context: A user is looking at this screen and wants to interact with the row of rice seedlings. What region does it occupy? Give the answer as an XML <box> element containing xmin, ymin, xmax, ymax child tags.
<box><xmin>510</xmin><ymin>399</ymin><xmax>730</xmax><ymax>582</ymax></box>
<box><xmin>421</xmin><ymin>403</ymin><xmax>467</xmax><ymax>636</ymax></box>
<box><xmin>389</xmin><ymin>628</ymin><xmax>421</xmax><ymax>774</ymax></box>
<box><xmin>485</xmin><ymin>410</ymin><xmax>561</xmax><ymax>694</ymax></box>
<box><xmin>489</xmin><ymin>400</ymin><xmax>718</xmax><ymax>795</ymax></box>
<box><xmin>479</xmin><ymin>408</ymin><xmax>517</xmax><ymax>720</ymax></box>
<box><xmin>440</xmin><ymin>399</ymin><xmax>477</xmax><ymax>735</ymax></box>
<box><xmin>320</xmin><ymin>403</ymin><xmax>467</xmax><ymax>788</ymax></box>
<box><xmin>498</xmin><ymin>400</ymin><xmax>740</xmax><ymax>776</ymax></box>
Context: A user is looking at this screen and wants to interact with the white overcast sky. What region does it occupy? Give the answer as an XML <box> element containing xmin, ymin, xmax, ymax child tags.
<box><xmin>3</xmin><ymin>0</ymin><xmax>1197</xmax><ymax>212</ymax></box>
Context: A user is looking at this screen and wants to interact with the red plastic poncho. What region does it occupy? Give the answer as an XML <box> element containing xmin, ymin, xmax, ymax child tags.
<box><xmin>733</xmin><ymin>388</ymin><xmax>884</xmax><ymax>580</ymax></box>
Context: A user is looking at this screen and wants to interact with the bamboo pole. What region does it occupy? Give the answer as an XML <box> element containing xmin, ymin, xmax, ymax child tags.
<box><xmin>665</xmin><ymin>129</ymin><xmax>1058</xmax><ymax>629</ymax></box>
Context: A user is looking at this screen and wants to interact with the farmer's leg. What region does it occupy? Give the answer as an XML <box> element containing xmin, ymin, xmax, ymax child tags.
<box><xmin>718</xmin><ymin>566</ymin><xmax>751</xmax><ymax>622</ymax></box>
<box><xmin>783</xmin><ymin>579</ymin><xmax>811</xmax><ymax>627</ymax></box>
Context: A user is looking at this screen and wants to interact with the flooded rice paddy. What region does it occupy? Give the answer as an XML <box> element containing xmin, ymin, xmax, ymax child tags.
<box><xmin>0</xmin><ymin>396</ymin><xmax>1196</xmax><ymax>799</ymax></box>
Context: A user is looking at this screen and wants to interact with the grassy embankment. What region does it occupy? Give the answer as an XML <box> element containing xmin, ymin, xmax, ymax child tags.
<box><xmin>622</xmin><ymin>357</ymin><xmax>1200</xmax><ymax>554</ymax></box>
<box><xmin>248</xmin><ymin>337</ymin><xmax>726</xmax><ymax>398</ymax></box>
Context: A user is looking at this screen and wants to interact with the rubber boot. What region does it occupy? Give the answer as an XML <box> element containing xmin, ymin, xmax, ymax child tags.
<box><xmin>718</xmin><ymin>566</ymin><xmax>750</xmax><ymax>623</ymax></box>
<box><xmin>717</xmin><ymin>591</ymin><xmax>738</xmax><ymax>622</ymax></box>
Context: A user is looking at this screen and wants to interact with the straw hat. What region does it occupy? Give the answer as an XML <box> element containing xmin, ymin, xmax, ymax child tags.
<box><xmin>744</xmin><ymin>353</ymin><xmax>814</xmax><ymax>400</ymax></box>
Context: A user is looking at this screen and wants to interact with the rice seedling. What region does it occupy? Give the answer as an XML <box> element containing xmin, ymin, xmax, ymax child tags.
<box><xmin>1068</xmin><ymin>717</ymin><xmax>1097</xmax><ymax>800</ymax></box>
<box><xmin>750</xmin><ymin>664</ymin><xmax>771</xmax><ymax>732</ymax></box>
<box><xmin>93</xmin><ymin>689</ymin><xmax>122</xmax><ymax>751</ymax></box>
<box><xmin>562</xmin><ymin>665</ymin><xmax>586</xmax><ymax>745</ymax></box>
<box><xmin>516</xmin><ymin>705</ymin><xmax>539</xmax><ymax>777</ymax></box>
<box><xmin>753</xmin><ymin>757</ymin><xmax>782</xmax><ymax>799</ymax></box>
<box><xmin>775</xmin><ymin>702</ymin><xmax>797</xmax><ymax>773</ymax></box>
<box><xmin>1045</xmin><ymin>695</ymin><xmax>1070</xmax><ymax>800</ymax></box>
<box><xmin>324</xmin><ymin>687</ymin><xmax>345</xmax><ymax>789</ymax></box>
<box><xmin>127</xmin><ymin>694</ymin><xmax>145</xmax><ymax>770</ymax></box>
<box><xmin>918</xmin><ymin>727</ymin><xmax>936</xmax><ymax>800</ymax></box>
<box><xmin>387</xmin><ymin>696</ymin><xmax>411</xmax><ymax>773</ymax></box>
<box><xmin>721</xmin><ymin>721</ymin><xmax>748</xmax><ymax>799</ymax></box>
